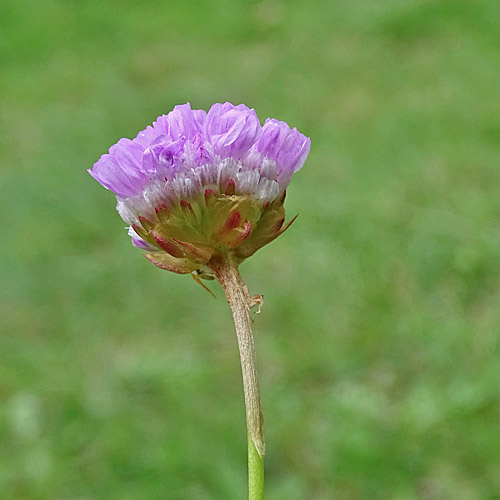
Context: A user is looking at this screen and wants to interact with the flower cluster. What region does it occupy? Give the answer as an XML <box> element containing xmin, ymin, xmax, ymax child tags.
<box><xmin>89</xmin><ymin>102</ymin><xmax>310</xmax><ymax>274</ymax></box>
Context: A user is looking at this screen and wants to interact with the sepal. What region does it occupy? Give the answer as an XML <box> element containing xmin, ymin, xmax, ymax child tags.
<box><xmin>144</xmin><ymin>251</ymin><xmax>199</xmax><ymax>274</ymax></box>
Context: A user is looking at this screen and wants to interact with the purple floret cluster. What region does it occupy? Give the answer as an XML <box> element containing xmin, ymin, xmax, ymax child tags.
<box><xmin>90</xmin><ymin>102</ymin><xmax>309</xmax><ymax>197</ymax></box>
<box><xmin>89</xmin><ymin>102</ymin><xmax>310</xmax><ymax>248</ymax></box>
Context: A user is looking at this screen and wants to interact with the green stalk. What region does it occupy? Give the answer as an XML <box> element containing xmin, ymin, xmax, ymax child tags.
<box><xmin>248</xmin><ymin>431</ymin><xmax>264</xmax><ymax>499</ymax></box>
<box><xmin>209</xmin><ymin>254</ymin><xmax>265</xmax><ymax>500</ymax></box>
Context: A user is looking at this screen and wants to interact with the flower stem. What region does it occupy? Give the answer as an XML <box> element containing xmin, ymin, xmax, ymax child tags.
<box><xmin>248</xmin><ymin>431</ymin><xmax>265</xmax><ymax>499</ymax></box>
<box><xmin>209</xmin><ymin>254</ymin><xmax>265</xmax><ymax>500</ymax></box>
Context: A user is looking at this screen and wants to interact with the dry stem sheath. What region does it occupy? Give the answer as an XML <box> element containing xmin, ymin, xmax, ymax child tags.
<box><xmin>209</xmin><ymin>254</ymin><xmax>266</xmax><ymax>458</ymax></box>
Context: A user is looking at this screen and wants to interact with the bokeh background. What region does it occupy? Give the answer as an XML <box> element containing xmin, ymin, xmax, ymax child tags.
<box><xmin>2</xmin><ymin>1</ymin><xmax>500</xmax><ymax>498</ymax></box>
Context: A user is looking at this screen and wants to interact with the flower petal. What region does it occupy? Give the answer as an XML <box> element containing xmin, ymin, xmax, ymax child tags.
<box><xmin>89</xmin><ymin>138</ymin><xmax>150</xmax><ymax>197</ymax></box>
<box><xmin>165</xmin><ymin>102</ymin><xmax>205</xmax><ymax>139</ymax></box>
<box><xmin>205</xmin><ymin>102</ymin><xmax>261</xmax><ymax>159</ymax></box>
<box><xmin>256</xmin><ymin>118</ymin><xmax>311</xmax><ymax>175</ymax></box>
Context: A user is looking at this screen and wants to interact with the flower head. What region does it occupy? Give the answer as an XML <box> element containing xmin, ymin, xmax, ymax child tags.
<box><xmin>89</xmin><ymin>102</ymin><xmax>310</xmax><ymax>275</ymax></box>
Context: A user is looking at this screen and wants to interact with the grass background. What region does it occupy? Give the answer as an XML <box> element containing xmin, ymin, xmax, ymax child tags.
<box><xmin>1</xmin><ymin>0</ymin><xmax>500</xmax><ymax>498</ymax></box>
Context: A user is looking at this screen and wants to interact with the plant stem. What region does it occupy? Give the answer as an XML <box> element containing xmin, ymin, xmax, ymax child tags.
<box><xmin>248</xmin><ymin>431</ymin><xmax>265</xmax><ymax>499</ymax></box>
<box><xmin>209</xmin><ymin>254</ymin><xmax>265</xmax><ymax>500</ymax></box>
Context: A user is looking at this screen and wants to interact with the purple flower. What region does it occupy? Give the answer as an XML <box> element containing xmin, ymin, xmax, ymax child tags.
<box><xmin>90</xmin><ymin>138</ymin><xmax>151</xmax><ymax>198</ymax></box>
<box><xmin>256</xmin><ymin>118</ymin><xmax>310</xmax><ymax>175</ymax></box>
<box><xmin>89</xmin><ymin>102</ymin><xmax>310</xmax><ymax>272</ymax></box>
<box><xmin>204</xmin><ymin>102</ymin><xmax>261</xmax><ymax>160</ymax></box>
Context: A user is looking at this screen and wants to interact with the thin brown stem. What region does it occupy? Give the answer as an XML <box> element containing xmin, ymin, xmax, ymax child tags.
<box><xmin>209</xmin><ymin>254</ymin><xmax>266</xmax><ymax>458</ymax></box>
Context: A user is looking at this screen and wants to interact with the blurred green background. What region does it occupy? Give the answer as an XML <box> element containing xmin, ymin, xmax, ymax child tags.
<box><xmin>1</xmin><ymin>0</ymin><xmax>500</xmax><ymax>498</ymax></box>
